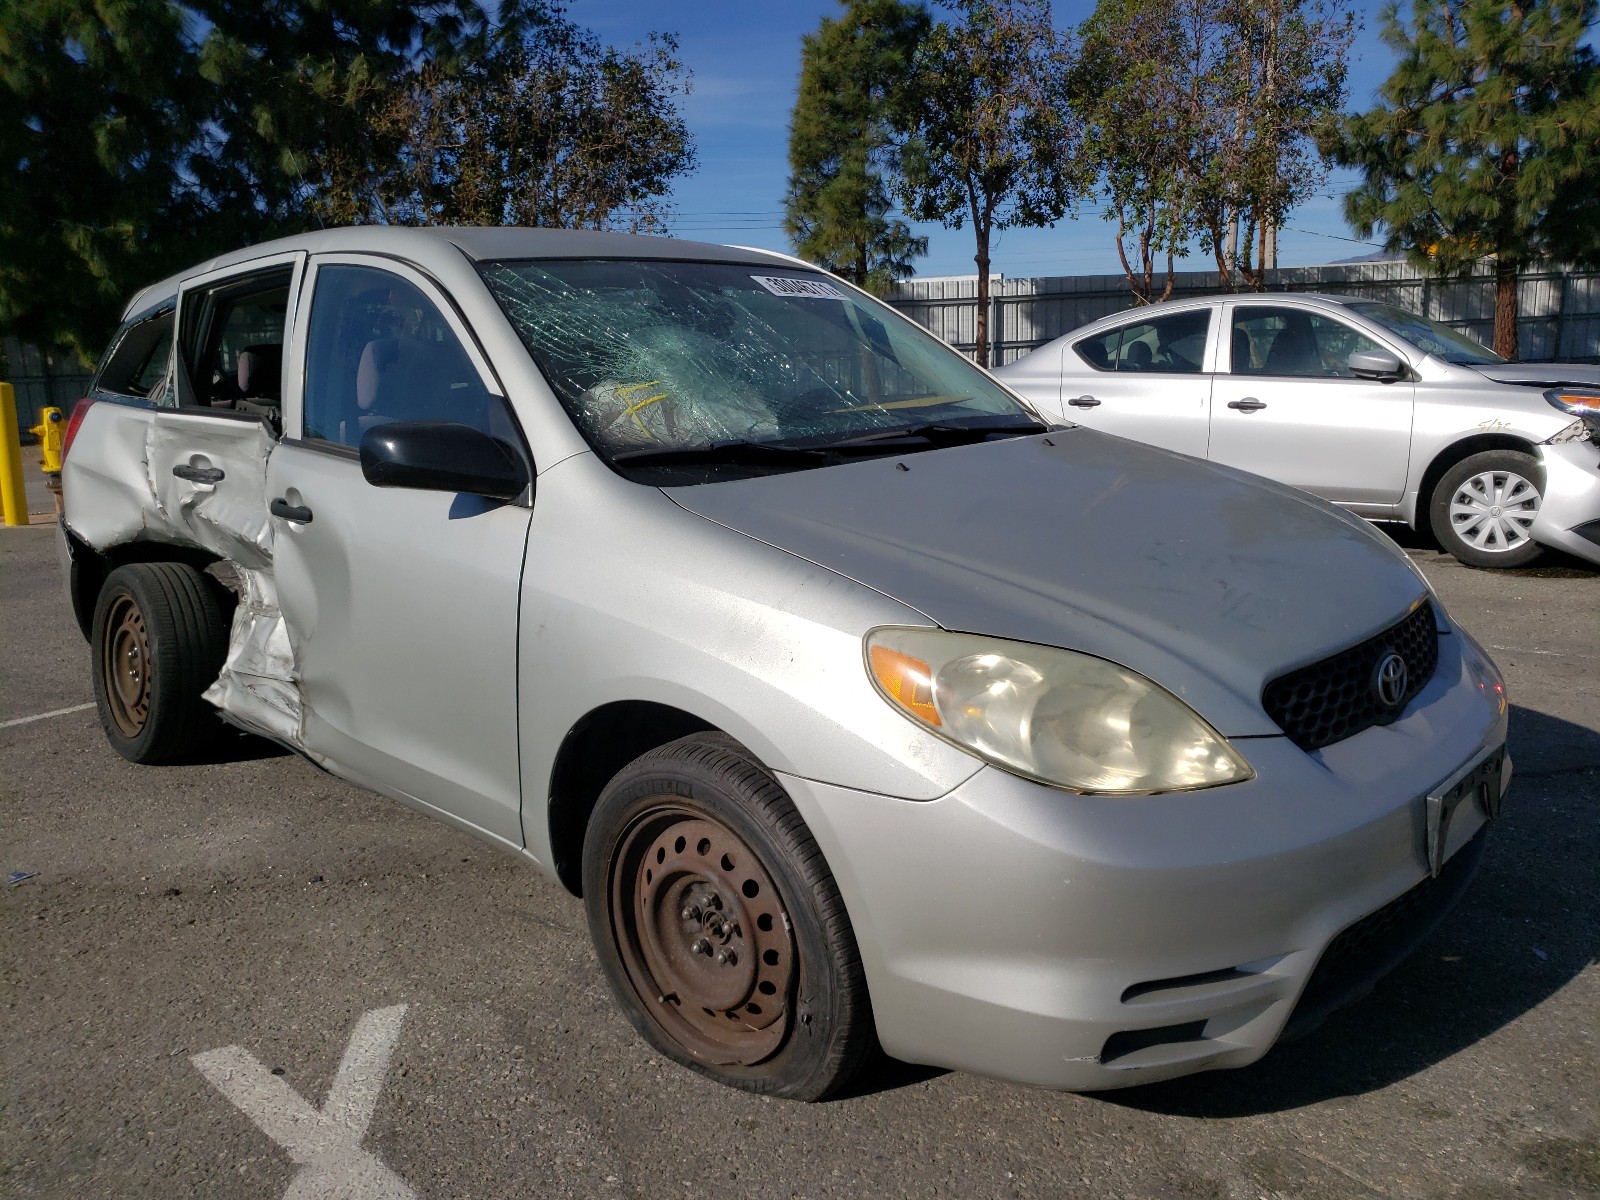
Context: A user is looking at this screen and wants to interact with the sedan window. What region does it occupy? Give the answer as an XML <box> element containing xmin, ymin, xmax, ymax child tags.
<box><xmin>1231</xmin><ymin>307</ymin><xmax>1387</xmax><ymax>378</ymax></box>
<box><xmin>1073</xmin><ymin>310</ymin><xmax>1210</xmax><ymax>374</ymax></box>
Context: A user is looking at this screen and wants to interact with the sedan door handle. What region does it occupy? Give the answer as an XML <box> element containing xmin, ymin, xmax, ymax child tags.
<box><xmin>270</xmin><ymin>497</ymin><xmax>314</xmax><ymax>524</ymax></box>
<box><xmin>172</xmin><ymin>464</ymin><xmax>225</xmax><ymax>484</ymax></box>
<box><xmin>1227</xmin><ymin>398</ymin><xmax>1268</xmax><ymax>412</ymax></box>
<box><xmin>1067</xmin><ymin>395</ymin><xmax>1101</xmax><ymax>408</ymax></box>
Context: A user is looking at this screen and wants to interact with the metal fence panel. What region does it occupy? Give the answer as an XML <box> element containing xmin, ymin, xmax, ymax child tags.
<box><xmin>885</xmin><ymin>262</ymin><xmax>1600</xmax><ymax>366</ymax></box>
<box><xmin>2</xmin><ymin>337</ymin><xmax>94</xmax><ymax>440</ymax></box>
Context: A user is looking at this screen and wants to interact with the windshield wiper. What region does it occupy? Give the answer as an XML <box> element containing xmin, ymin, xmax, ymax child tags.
<box><xmin>609</xmin><ymin>421</ymin><xmax>1051</xmax><ymax>469</ymax></box>
<box><xmin>609</xmin><ymin>439</ymin><xmax>833</xmax><ymax>468</ymax></box>
<box><xmin>819</xmin><ymin>420</ymin><xmax>1049</xmax><ymax>449</ymax></box>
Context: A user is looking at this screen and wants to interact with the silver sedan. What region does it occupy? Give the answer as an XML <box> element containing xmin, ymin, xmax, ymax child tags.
<box><xmin>994</xmin><ymin>293</ymin><xmax>1600</xmax><ymax>569</ymax></box>
<box><xmin>62</xmin><ymin>230</ymin><xmax>1511</xmax><ymax>1100</ymax></box>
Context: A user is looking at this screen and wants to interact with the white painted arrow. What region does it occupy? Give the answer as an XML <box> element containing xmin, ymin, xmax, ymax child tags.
<box><xmin>193</xmin><ymin>1004</ymin><xmax>416</xmax><ymax>1199</ymax></box>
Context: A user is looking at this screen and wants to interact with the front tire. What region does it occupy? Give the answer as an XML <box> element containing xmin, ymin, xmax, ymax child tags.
<box><xmin>582</xmin><ymin>734</ymin><xmax>872</xmax><ymax>1101</ymax></box>
<box><xmin>90</xmin><ymin>562</ymin><xmax>230</xmax><ymax>764</ymax></box>
<box><xmin>1429</xmin><ymin>449</ymin><xmax>1546</xmax><ymax>569</ymax></box>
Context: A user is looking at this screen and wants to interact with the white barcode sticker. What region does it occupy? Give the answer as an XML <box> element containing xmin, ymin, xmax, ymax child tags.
<box><xmin>751</xmin><ymin>275</ymin><xmax>846</xmax><ymax>299</ymax></box>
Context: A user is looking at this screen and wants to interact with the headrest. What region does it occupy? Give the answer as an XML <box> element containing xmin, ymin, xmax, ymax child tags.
<box><xmin>237</xmin><ymin>344</ymin><xmax>283</xmax><ymax>401</ymax></box>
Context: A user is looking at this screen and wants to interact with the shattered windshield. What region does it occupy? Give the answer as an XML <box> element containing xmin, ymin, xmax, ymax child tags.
<box><xmin>479</xmin><ymin>258</ymin><xmax>1042</xmax><ymax>478</ymax></box>
<box><xmin>1344</xmin><ymin>301</ymin><xmax>1505</xmax><ymax>366</ymax></box>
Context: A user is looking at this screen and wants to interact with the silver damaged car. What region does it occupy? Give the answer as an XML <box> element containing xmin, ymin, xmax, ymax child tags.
<box><xmin>994</xmin><ymin>293</ymin><xmax>1600</xmax><ymax>569</ymax></box>
<box><xmin>60</xmin><ymin>228</ymin><xmax>1511</xmax><ymax>1100</ymax></box>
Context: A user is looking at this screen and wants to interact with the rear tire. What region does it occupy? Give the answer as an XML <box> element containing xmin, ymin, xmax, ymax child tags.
<box><xmin>1429</xmin><ymin>449</ymin><xmax>1546</xmax><ymax>569</ymax></box>
<box><xmin>582</xmin><ymin>734</ymin><xmax>872</xmax><ymax>1101</ymax></box>
<box><xmin>90</xmin><ymin>562</ymin><xmax>230</xmax><ymax>764</ymax></box>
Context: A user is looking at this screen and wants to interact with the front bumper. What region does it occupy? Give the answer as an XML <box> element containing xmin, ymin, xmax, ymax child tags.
<box><xmin>1531</xmin><ymin>438</ymin><xmax>1600</xmax><ymax>566</ymax></box>
<box><xmin>781</xmin><ymin>628</ymin><xmax>1509</xmax><ymax>1091</ymax></box>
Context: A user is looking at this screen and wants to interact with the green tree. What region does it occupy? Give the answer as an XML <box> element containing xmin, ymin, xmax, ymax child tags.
<box><xmin>0</xmin><ymin>1</ymin><xmax>697</xmax><ymax>359</ymax></box>
<box><xmin>1072</xmin><ymin>0</ymin><xmax>1352</xmax><ymax>302</ymax></box>
<box><xmin>1336</xmin><ymin>0</ymin><xmax>1600</xmax><ymax>358</ymax></box>
<box><xmin>785</xmin><ymin>0</ymin><xmax>929</xmax><ymax>292</ymax></box>
<box><xmin>364</xmin><ymin>12</ymin><xmax>697</xmax><ymax>231</ymax></box>
<box><xmin>894</xmin><ymin>0</ymin><xmax>1080</xmax><ymax>365</ymax></box>
<box><xmin>1073</xmin><ymin>0</ymin><xmax>1203</xmax><ymax>303</ymax></box>
<box><xmin>1194</xmin><ymin>0</ymin><xmax>1354</xmax><ymax>290</ymax></box>
<box><xmin>188</xmin><ymin>0</ymin><xmax>492</xmax><ymax>236</ymax></box>
<box><xmin>0</xmin><ymin>0</ymin><xmax>208</xmax><ymax>362</ymax></box>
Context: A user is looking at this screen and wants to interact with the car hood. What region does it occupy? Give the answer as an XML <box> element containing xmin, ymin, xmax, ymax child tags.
<box><xmin>665</xmin><ymin>430</ymin><xmax>1431</xmax><ymax>736</ymax></box>
<box><xmin>1473</xmin><ymin>362</ymin><xmax>1600</xmax><ymax>388</ymax></box>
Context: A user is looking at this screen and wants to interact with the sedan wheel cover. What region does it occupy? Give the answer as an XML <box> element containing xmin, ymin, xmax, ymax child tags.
<box><xmin>610</xmin><ymin>805</ymin><xmax>798</xmax><ymax>1067</ymax></box>
<box><xmin>1448</xmin><ymin>470</ymin><xmax>1540</xmax><ymax>553</ymax></box>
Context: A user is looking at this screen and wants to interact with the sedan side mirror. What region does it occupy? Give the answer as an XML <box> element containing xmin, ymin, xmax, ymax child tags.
<box><xmin>1349</xmin><ymin>349</ymin><xmax>1405</xmax><ymax>382</ymax></box>
<box><xmin>360</xmin><ymin>420</ymin><xmax>529</xmax><ymax>501</ymax></box>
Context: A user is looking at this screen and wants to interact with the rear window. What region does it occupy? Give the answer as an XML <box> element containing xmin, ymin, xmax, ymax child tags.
<box><xmin>1074</xmin><ymin>309</ymin><xmax>1210</xmax><ymax>374</ymax></box>
<box><xmin>95</xmin><ymin>308</ymin><xmax>175</xmax><ymax>403</ymax></box>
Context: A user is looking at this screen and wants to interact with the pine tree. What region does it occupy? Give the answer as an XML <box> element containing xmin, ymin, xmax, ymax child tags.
<box><xmin>785</xmin><ymin>0</ymin><xmax>929</xmax><ymax>292</ymax></box>
<box><xmin>0</xmin><ymin>0</ymin><xmax>207</xmax><ymax>361</ymax></box>
<box><xmin>1336</xmin><ymin>0</ymin><xmax>1600</xmax><ymax>359</ymax></box>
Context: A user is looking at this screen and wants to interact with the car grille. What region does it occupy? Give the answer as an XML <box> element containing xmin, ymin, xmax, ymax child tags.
<box><xmin>1262</xmin><ymin>602</ymin><xmax>1439</xmax><ymax>751</ymax></box>
<box><xmin>1282</xmin><ymin>827</ymin><xmax>1486</xmax><ymax>1041</ymax></box>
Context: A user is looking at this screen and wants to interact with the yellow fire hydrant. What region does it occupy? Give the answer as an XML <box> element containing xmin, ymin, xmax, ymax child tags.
<box><xmin>30</xmin><ymin>406</ymin><xmax>66</xmax><ymax>516</ymax></box>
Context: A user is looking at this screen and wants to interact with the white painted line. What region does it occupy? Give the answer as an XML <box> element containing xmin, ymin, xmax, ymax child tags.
<box><xmin>193</xmin><ymin>1004</ymin><xmax>416</xmax><ymax>1199</ymax></box>
<box><xmin>0</xmin><ymin>702</ymin><xmax>96</xmax><ymax>730</ymax></box>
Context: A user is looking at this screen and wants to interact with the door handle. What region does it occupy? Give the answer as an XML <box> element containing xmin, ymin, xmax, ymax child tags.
<box><xmin>172</xmin><ymin>464</ymin><xmax>225</xmax><ymax>484</ymax></box>
<box><xmin>1067</xmin><ymin>395</ymin><xmax>1101</xmax><ymax>408</ymax></box>
<box><xmin>270</xmin><ymin>497</ymin><xmax>314</xmax><ymax>524</ymax></box>
<box><xmin>1227</xmin><ymin>398</ymin><xmax>1268</xmax><ymax>412</ymax></box>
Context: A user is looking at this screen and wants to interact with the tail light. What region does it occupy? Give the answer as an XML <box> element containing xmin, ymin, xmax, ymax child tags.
<box><xmin>60</xmin><ymin>398</ymin><xmax>96</xmax><ymax>461</ymax></box>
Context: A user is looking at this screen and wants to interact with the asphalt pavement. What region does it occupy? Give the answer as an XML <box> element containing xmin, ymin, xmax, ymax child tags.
<box><xmin>3</xmin><ymin>520</ymin><xmax>1597</xmax><ymax>1199</ymax></box>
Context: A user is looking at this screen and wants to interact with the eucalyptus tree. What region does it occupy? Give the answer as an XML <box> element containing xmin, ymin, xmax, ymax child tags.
<box><xmin>894</xmin><ymin>0</ymin><xmax>1081</xmax><ymax>365</ymax></box>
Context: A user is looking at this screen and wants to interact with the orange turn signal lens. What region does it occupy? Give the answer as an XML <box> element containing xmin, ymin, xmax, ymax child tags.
<box><xmin>868</xmin><ymin>645</ymin><xmax>941</xmax><ymax>727</ymax></box>
<box><xmin>1551</xmin><ymin>392</ymin><xmax>1600</xmax><ymax>414</ymax></box>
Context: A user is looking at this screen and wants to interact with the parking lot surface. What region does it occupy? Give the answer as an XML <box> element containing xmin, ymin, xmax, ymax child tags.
<box><xmin>3</xmin><ymin>522</ymin><xmax>1597</xmax><ymax>1199</ymax></box>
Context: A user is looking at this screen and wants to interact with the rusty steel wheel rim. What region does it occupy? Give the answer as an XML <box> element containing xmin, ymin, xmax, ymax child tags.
<box><xmin>101</xmin><ymin>594</ymin><xmax>152</xmax><ymax>738</ymax></box>
<box><xmin>610</xmin><ymin>805</ymin><xmax>797</xmax><ymax>1067</ymax></box>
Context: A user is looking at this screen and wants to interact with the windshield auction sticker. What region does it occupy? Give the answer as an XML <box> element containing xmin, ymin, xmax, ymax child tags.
<box><xmin>751</xmin><ymin>275</ymin><xmax>846</xmax><ymax>300</ymax></box>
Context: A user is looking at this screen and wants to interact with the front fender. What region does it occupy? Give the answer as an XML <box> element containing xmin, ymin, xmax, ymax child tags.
<box><xmin>515</xmin><ymin>456</ymin><xmax>981</xmax><ymax>869</ymax></box>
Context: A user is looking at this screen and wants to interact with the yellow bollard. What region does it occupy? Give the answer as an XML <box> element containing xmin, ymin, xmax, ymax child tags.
<box><xmin>1</xmin><ymin>381</ymin><xmax>28</xmax><ymax>527</ymax></box>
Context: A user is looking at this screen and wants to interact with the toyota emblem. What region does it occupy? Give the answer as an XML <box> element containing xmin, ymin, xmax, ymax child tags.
<box><xmin>1373</xmin><ymin>652</ymin><xmax>1408</xmax><ymax>709</ymax></box>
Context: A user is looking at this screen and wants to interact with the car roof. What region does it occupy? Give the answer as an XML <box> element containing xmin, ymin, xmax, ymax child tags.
<box><xmin>1069</xmin><ymin>291</ymin><xmax>1367</xmax><ymax>339</ymax></box>
<box><xmin>123</xmin><ymin>225</ymin><xmax>800</xmax><ymax>320</ymax></box>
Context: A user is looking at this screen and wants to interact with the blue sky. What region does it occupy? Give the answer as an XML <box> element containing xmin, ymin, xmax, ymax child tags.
<box><xmin>578</xmin><ymin>1</ymin><xmax>1398</xmax><ymax>278</ymax></box>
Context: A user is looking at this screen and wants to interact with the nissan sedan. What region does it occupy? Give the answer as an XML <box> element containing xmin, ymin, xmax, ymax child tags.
<box><xmin>994</xmin><ymin>293</ymin><xmax>1600</xmax><ymax>570</ymax></box>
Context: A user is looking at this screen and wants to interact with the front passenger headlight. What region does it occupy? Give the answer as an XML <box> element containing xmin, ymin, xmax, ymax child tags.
<box><xmin>865</xmin><ymin>627</ymin><xmax>1253</xmax><ymax>795</ymax></box>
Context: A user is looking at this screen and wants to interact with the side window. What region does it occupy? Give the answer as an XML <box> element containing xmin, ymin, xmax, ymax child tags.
<box><xmin>303</xmin><ymin>264</ymin><xmax>497</xmax><ymax>449</ymax></box>
<box><xmin>130</xmin><ymin>330</ymin><xmax>174</xmax><ymax>399</ymax></box>
<box><xmin>1231</xmin><ymin>307</ymin><xmax>1387</xmax><ymax>378</ymax></box>
<box><xmin>95</xmin><ymin>309</ymin><xmax>176</xmax><ymax>405</ymax></box>
<box><xmin>1074</xmin><ymin>310</ymin><xmax>1210</xmax><ymax>374</ymax></box>
<box><xmin>182</xmin><ymin>269</ymin><xmax>293</xmax><ymax>415</ymax></box>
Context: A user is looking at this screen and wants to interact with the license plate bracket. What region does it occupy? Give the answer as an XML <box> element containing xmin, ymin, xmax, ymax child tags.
<box><xmin>1424</xmin><ymin>745</ymin><xmax>1505</xmax><ymax>878</ymax></box>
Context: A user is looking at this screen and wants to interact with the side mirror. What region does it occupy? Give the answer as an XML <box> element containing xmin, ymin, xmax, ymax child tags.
<box><xmin>360</xmin><ymin>421</ymin><xmax>529</xmax><ymax>501</ymax></box>
<box><xmin>1349</xmin><ymin>348</ymin><xmax>1405</xmax><ymax>382</ymax></box>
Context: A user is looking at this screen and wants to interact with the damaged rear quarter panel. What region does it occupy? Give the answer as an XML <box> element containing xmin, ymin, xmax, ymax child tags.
<box><xmin>62</xmin><ymin>401</ymin><xmax>302</xmax><ymax>742</ymax></box>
